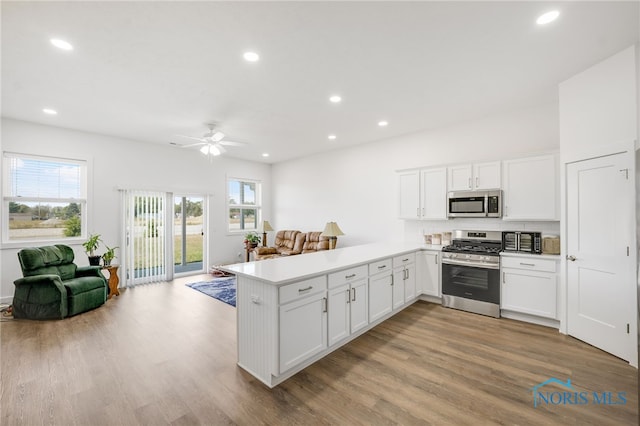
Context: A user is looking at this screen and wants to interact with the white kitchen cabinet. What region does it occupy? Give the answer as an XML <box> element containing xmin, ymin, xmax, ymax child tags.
<box><xmin>349</xmin><ymin>279</ymin><xmax>368</xmax><ymax>333</ymax></box>
<box><xmin>398</xmin><ymin>170</ymin><xmax>420</xmax><ymax>219</ymax></box>
<box><xmin>393</xmin><ymin>253</ymin><xmax>416</xmax><ymax>306</ymax></box>
<box><xmin>420</xmin><ymin>167</ymin><xmax>448</xmax><ymax>219</ymax></box>
<box><xmin>417</xmin><ymin>250</ymin><xmax>440</xmax><ymax>297</ymax></box>
<box><xmin>398</xmin><ymin>168</ymin><xmax>447</xmax><ymax>220</ymax></box>
<box><xmin>502</xmin><ymin>154</ymin><xmax>559</xmax><ymax>221</ymax></box>
<box><xmin>369</xmin><ymin>258</ymin><xmax>393</xmax><ymax>323</ymax></box>
<box><xmin>279</xmin><ymin>289</ymin><xmax>327</xmax><ymax>373</ymax></box>
<box><xmin>327</xmin><ymin>283</ymin><xmax>350</xmax><ymax>347</ymax></box>
<box><xmin>327</xmin><ymin>266</ymin><xmax>369</xmax><ymax>347</ymax></box>
<box><xmin>448</xmin><ymin>161</ymin><xmax>501</xmax><ymax>191</ymax></box>
<box><xmin>500</xmin><ymin>255</ymin><xmax>558</xmax><ymax>320</ymax></box>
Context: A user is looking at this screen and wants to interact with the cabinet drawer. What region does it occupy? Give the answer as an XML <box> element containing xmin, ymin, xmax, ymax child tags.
<box><xmin>393</xmin><ymin>252</ymin><xmax>416</xmax><ymax>268</ymax></box>
<box><xmin>328</xmin><ymin>265</ymin><xmax>368</xmax><ymax>289</ymax></box>
<box><xmin>369</xmin><ymin>258</ymin><xmax>392</xmax><ymax>276</ymax></box>
<box><xmin>501</xmin><ymin>256</ymin><xmax>556</xmax><ymax>273</ymax></box>
<box><xmin>279</xmin><ymin>276</ymin><xmax>327</xmax><ymax>304</ymax></box>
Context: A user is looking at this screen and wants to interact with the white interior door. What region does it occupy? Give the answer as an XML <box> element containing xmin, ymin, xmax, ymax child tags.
<box><xmin>566</xmin><ymin>152</ymin><xmax>635</xmax><ymax>362</ymax></box>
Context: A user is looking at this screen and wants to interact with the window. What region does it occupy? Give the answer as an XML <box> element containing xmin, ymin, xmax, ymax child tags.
<box><xmin>2</xmin><ymin>153</ymin><xmax>87</xmax><ymax>243</ymax></box>
<box><xmin>228</xmin><ymin>178</ymin><xmax>261</xmax><ymax>232</ymax></box>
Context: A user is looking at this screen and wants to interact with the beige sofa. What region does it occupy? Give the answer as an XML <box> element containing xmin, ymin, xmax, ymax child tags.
<box><xmin>254</xmin><ymin>230</ymin><xmax>330</xmax><ymax>260</ymax></box>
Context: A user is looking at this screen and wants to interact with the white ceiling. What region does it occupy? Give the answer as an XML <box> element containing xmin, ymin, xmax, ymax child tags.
<box><xmin>2</xmin><ymin>2</ymin><xmax>639</xmax><ymax>163</ymax></box>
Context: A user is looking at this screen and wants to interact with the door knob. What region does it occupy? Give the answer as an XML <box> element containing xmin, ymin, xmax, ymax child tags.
<box><xmin>566</xmin><ymin>255</ymin><xmax>576</xmax><ymax>262</ymax></box>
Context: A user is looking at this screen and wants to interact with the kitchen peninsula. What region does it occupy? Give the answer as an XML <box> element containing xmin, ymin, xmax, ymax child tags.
<box><xmin>221</xmin><ymin>242</ymin><xmax>424</xmax><ymax>388</ymax></box>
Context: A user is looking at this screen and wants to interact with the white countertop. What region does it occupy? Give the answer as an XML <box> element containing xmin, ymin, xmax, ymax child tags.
<box><xmin>220</xmin><ymin>242</ymin><xmax>422</xmax><ymax>285</ymax></box>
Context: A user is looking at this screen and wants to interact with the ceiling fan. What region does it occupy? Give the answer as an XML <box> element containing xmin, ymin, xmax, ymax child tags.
<box><xmin>173</xmin><ymin>124</ymin><xmax>247</xmax><ymax>156</ymax></box>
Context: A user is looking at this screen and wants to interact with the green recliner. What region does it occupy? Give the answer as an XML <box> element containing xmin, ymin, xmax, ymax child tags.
<box><xmin>13</xmin><ymin>244</ymin><xmax>108</xmax><ymax>320</ymax></box>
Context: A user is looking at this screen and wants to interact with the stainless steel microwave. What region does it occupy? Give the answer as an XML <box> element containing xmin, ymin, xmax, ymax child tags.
<box><xmin>447</xmin><ymin>190</ymin><xmax>502</xmax><ymax>218</ymax></box>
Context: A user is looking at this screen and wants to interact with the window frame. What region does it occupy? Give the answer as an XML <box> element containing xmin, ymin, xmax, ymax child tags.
<box><xmin>2</xmin><ymin>152</ymin><xmax>89</xmax><ymax>247</ymax></box>
<box><xmin>226</xmin><ymin>177</ymin><xmax>262</xmax><ymax>234</ymax></box>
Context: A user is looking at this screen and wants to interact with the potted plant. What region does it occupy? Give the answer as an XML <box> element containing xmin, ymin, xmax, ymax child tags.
<box><xmin>82</xmin><ymin>233</ymin><xmax>102</xmax><ymax>266</ymax></box>
<box><xmin>243</xmin><ymin>232</ymin><xmax>261</xmax><ymax>248</ymax></box>
<box><xmin>102</xmin><ymin>245</ymin><xmax>118</xmax><ymax>266</ymax></box>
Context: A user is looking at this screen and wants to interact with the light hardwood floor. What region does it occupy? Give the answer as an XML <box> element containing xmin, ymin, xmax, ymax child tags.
<box><xmin>2</xmin><ymin>273</ymin><xmax>637</xmax><ymax>425</ymax></box>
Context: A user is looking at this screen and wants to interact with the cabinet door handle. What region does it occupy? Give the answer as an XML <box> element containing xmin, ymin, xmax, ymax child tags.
<box><xmin>378</xmin><ymin>265</ymin><xmax>387</xmax><ymax>270</ymax></box>
<box><xmin>322</xmin><ymin>297</ymin><xmax>327</xmax><ymax>313</ymax></box>
<box><xmin>519</xmin><ymin>262</ymin><xmax>535</xmax><ymax>267</ymax></box>
<box><xmin>417</xmin><ymin>207</ymin><xmax>420</xmax><ymax>217</ymax></box>
<box><xmin>345</xmin><ymin>273</ymin><xmax>356</xmax><ymax>279</ymax></box>
<box><xmin>346</xmin><ymin>289</ymin><xmax>350</xmax><ymax>304</ymax></box>
<box><xmin>468</xmin><ymin>177</ymin><xmax>472</xmax><ymax>189</ymax></box>
<box><xmin>352</xmin><ymin>288</ymin><xmax>356</xmax><ymax>302</ymax></box>
<box><xmin>435</xmin><ymin>254</ymin><xmax>438</xmax><ymax>264</ymax></box>
<box><xmin>406</xmin><ymin>269</ymin><xmax>410</xmax><ymax>280</ymax></box>
<box><xmin>422</xmin><ymin>208</ymin><xmax>425</xmax><ymax>216</ymax></box>
<box><xmin>502</xmin><ymin>272</ymin><xmax>505</xmax><ymax>284</ymax></box>
<box><xmin>298</xmin><ymin>286</ymin><xmax>313</xmax><ymax>293</ymax></box>
<box><xmin>476</xmin><ymin>176</ymin><xmax>479</xmax><ymax>188</ymax></box>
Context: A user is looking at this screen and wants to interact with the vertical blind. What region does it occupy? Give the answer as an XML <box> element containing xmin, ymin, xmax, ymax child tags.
<box><xmin>122</xmin><ymin>189</ymin><xmax>170</xmax><ymax>287</ymax></box>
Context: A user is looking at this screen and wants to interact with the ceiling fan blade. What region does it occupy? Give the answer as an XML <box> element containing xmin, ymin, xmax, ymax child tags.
<box><xmin>176</xmin><ymin>134</ymin><xmax>207</xmax><ymax>143</ymax></box>
<box><xmin>178</xmin><ymin>141</ymin><xmax>207</xmax><ymax>148</ymax></box>
<box><xmin>218</xmin><ymin>140</ymin><xmax>247</xmax><ymax>147</ymax></box>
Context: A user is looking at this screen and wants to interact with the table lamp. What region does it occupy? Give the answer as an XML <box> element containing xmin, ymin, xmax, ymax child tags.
<box><xmin>320</xmin><ymin>221</ymin><xmax>344</xmax><ymax>250</ymax></box>
<box><xmin>261</xmin><ymin>220</ymin><xmax>274</xmax><ymax>246</ymax></box>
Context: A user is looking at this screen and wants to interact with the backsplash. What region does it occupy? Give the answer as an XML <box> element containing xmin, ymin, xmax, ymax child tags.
<box><xmin>404</xmin><ymin>219</ymin><xmax>560</xmax><ymax>244</ymax></box>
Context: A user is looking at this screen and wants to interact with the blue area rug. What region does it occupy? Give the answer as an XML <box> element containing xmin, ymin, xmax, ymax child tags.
<box><xmin>186</xmin><ymin>277</ymin><xmax>236</xmax><ymax>307</ymax></box>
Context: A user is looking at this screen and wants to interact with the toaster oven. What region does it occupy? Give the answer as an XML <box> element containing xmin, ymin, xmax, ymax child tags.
<box><xmin>502</xmin><ymin>231</ymin><xmax>542</xmax><ymax>254</ymax></box>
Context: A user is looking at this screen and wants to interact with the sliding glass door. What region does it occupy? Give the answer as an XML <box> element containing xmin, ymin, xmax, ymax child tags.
<box><xmin>173</xmin><ymin>195</ymin><xmax>205</xmax><ymax>275</ymax></box>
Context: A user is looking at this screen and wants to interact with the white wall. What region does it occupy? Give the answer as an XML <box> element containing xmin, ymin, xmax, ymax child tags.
<box><xmin>559</xmin><ymin>46</ymin><xmax>638</xmax><ymax>163</ymax></box>
<box><xmin>1</xmin><ymin>118</ymin><xmax>271</xmax><ymax>302</ymax></box>
<box><xmin>272</xmin><ymin>102</ymin><xmax>561</xmax><ymax>247</ymax></box>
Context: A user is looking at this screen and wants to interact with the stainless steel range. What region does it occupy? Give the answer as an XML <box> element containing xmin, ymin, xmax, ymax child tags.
<box><xmin>441</xmin><ymin>230</ymin><xmax>502</xmax><ymax>318</ymax></box>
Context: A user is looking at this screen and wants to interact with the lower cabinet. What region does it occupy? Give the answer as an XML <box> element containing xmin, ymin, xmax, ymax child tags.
<box><xmin>417</xmin><ymin>250</ymin><xmax>440</xmax><ymax>297</ymax></box>
<box><xmin>279</xmin><ymin>279</ymin><xmax>328</xmax><ymax>374</ymax></box>
<box><xmin>500</xmin><ymin>255</ymin><xmax>558</xmax><ymax>319</ymax></box>
<box><xmin>368</xmin><ymin>259</ymin><xmax>393</xmax><ymax>323</ymax></box>
<box><xmin>393</xmin><ymin>253</ymin><xmax>416</xmax><ymax>306</ymax></box>
<box><xmin>327</xmin><ymin>278</ymin><xmax>368</xmax><ymax>347</ymax></box>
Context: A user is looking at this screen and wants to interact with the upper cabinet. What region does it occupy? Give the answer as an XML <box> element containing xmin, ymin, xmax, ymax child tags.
<box><xmin>502</xmin><ymin>154</ymin><xmax>559</xmax><ymax>221</ymax></box>
<box><xmin>421</xmin><ymin>168</ymin><xmax>448</xmax><ymax>220</ymax></box>
<box><xmin>398</xmin><ymin>154</ymin><xmax>559</xmax><ymax>222</ymax></box>
<box><xmin>448</xmin><ymin>161</ymin><xmax>501</xmax><ymax>191</ymax></box>
<box><xmin>398</xmin><ymin>168</ymin><xmax>448</xmax><ymax>220</ymax></box>
<box><xmin>398</xmin><ymin>170</ymin><xmax>420</xmax><ymax>219</ymax></box>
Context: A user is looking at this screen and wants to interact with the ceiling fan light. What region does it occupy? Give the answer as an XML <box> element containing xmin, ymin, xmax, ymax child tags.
<box><xmin>210</xmin><ymin>145</ymin><xmax>221</xmax><ymax>156</ymax></box>
<box><xmin>199</xmin><ymin>145</ymin><xmax>210</xmax><ymax>155</ymax></box>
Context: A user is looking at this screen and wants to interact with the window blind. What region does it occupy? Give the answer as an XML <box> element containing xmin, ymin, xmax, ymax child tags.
<box><xmin>122</xmin><ymin>190</ymin><xmax>168</xmax><ymax>286</ymax></box>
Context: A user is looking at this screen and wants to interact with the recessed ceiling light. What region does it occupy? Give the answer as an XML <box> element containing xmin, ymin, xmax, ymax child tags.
<box><xmin>262</xmin><ymin>153</ymin><xmax>270</xmax><ymax>157</ymax></box>
<box><xmin>42</xmin><ymin>108</ymin><xmax>58</xmax><ymax>115</ymax></box>
<box><xmin>328</xmin><ymin>134</ymin><xmax>337</xmax><ymax>140</ymax></box>
<box><xmin>536</xmin><ymin>10</ymin><xmax>560</xmax><ymax>25</ymax></box>
<box><xmin>329</xmin><ymin>95</ymin><xmax>342</xmax><ymax>103</ymax></box>
<box><xmin>243</xmin><ymin>51</ymin><xmax>260</xmax><ymax>62</ymax></box>
<box><xmin>378</xmin><ymin>121</ymin><xmax>389</xmax><ymax>127</ymax></box>
<box><xmin>50</xmin><ymin>38</ymin><xmax>73</xmax><ymax>51</ymax></box>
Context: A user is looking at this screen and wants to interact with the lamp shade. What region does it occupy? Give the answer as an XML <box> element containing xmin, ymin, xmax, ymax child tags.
<box><xmin>262</xmin><ymin>220</ymin><xmax>274</xmax><ymax>232</ymax></box>
<box><xmin>320</xmin><ymin>222</ymin><xmax>344</xmax><ymax>237</ymax></box>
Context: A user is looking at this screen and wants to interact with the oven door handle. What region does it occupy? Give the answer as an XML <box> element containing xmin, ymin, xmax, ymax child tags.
<box><xmin>441</xmin><ymin>258</ymin><xmax>500</xmax><ymax>270</ymax></box>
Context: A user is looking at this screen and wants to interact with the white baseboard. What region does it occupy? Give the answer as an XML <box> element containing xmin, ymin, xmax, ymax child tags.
<box><xmin>500</xmin><ymin>310</ymin><xmax>560</xmax><ymax>329</ymax></box>
<box><xmin>0</xmin><ymin>296</ymin><xmax>13</xmax><ymax>306</ymax></box>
